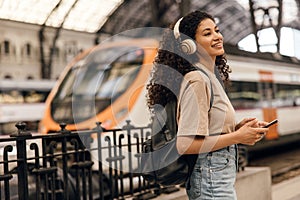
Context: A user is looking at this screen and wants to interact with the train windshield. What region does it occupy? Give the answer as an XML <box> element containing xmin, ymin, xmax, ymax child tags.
<box><xmin>51</xmin><ymin>46</ymin><xmax>144</xmax><ymax>124</ymax></box>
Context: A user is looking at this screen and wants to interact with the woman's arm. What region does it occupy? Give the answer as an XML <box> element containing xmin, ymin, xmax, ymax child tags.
<box><xmin>176</xmin><ymin>119</ymin><xmax>269</xmax><ymax>155</ymax></box>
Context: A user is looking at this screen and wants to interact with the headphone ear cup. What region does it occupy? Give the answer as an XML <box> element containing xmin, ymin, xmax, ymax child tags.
<box><xmin>181</xmin><ymin>39</ymin><xmax>197</xmax><ymax>54</ymax></box>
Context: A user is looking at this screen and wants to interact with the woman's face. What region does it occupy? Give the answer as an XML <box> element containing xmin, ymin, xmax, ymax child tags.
<box><xmin>195</xmin><ymin>18</ymin><xmax>224</xmax><ymax>61</ymax></box>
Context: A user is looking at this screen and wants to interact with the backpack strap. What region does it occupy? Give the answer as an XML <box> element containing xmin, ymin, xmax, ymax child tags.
<box><xmin>184</xmin><ymin>67</ymin><xmax>214</xmax><ymax>111</ymax></box>
<box><xmin>193</xmin><ymin>67</ymin><xmax>214</xmax><ymax>111</ymax></box>
<box><xmin>214</xmin><ymin>65</ymin><xmax>225</xmax><ymax>89</ymax></box>
<box><xmin>184</xmin><ymin>67</ymin><xmax>216</xmax><ymax>189</ymax></box>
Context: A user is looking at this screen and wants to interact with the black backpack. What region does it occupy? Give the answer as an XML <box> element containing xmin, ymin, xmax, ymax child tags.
<box><xmin>140</xmin><ymin>68</ymin><xmax>214</xmax><ymax>187</ymax></box>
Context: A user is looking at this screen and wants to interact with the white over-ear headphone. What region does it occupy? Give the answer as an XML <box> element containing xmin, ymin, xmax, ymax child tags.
<box><xmin>173</xmin><ymin>17</ymin><xmax>197</xmax><ymax>54</ymax></box>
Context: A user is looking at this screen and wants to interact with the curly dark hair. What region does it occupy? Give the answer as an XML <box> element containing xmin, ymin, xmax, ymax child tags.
<box><xmin>146</xmin><ymin>10</ymin><xmax>231</xmax><ymax>108</ymax></box>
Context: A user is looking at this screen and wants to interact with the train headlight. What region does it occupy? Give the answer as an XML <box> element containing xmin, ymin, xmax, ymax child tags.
<box><xmin>101</xmin><ymin>120</ymin><xmax>112</xmax><ymax>129</ymax></box>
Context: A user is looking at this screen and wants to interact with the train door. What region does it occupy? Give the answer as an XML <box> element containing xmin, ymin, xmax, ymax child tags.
<box><xmin>259</xmin><ymin>70</ymin><xmax>279</xmax><ymax>139</ymax></box>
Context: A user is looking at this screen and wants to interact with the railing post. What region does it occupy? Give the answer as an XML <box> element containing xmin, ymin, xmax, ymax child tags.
<box><xmin>122</xmin><ymin>120</ymin><xmax>135</xmax><ymax>195</ymax></box>
<box><xmin>95</xmin><ymin>122</ymin><xmax>105</xmax><ymax>200</ymax></box>
<box><xmin>59</xmin><ymin>123</ymin><xmax>71</xmax><ymax>200</ymax></box>
<box><xmin>10</xmin><ymin>122</ymin><xmax>32</xmax><ymax>200</ymax></box>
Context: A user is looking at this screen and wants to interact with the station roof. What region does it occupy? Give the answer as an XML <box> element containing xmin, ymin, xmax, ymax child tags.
<box><xmin>0</xmin><ymin>0</ymin><xmax>299</xmax><ymax>46</ymax></box>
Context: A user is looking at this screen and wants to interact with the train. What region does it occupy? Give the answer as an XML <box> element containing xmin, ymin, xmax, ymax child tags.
<box><xmin>0</xmin><ymin>79</ymin><xmax>55</xmax><ymax>134</ymax></box>
<box><xmin>39</xmin><ymin>38</ymin><xmax>300</xmax><ymax>152</ymax></box>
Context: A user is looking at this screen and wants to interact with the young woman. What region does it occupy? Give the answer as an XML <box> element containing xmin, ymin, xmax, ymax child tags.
<box><xmin>146</xmin><ymin>10</ymin><xmax>269</xmax><ymax>199</ymax></box>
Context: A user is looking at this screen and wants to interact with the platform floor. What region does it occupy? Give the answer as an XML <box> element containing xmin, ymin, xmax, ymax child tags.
<box><xmin>272</xmin><ymin>175</ymin><xmax>300</xmax><ymax>200</ymax></box>
<box><xmin>153</xmin><ymin>172</ymin><xmax>300</xmax><ymax>200</ymax></box>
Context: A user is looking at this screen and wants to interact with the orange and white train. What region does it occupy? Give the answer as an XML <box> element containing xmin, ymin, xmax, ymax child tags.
<box><xmin>39</xmin><ymin>38</ymin><xmax>300</xmax><ymax>151</ymax></box>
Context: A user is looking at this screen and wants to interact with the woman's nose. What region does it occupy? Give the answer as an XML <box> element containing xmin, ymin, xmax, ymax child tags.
<box><xmin>214</xmin><ymin>32</ymin><xmax>223</xmax><ymax>40</ymax></box>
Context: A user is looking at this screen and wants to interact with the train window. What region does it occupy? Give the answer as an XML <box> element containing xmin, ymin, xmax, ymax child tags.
<box><xmin>96</xmin><ymin>50</ymin><xmax>143</xmax><ymax>99</ymax></box>
<box><xmin>227</xmin><ymin>81</ymin><xmax>260</xmax><ymax>109</ymax></box>
<box><xmin>0</xmin><ymin>90</ymin><xmax>24</xmax><ymax>103</ymax></box>
<box><xmin>0</xmin><ymin>80</ymin><xmax>54</xmax><ymax>134</ymax></box>
<box><xmin>51</xmin><ymin>46</ymin><xmax>144</xmax><ymax>123</ymax></box>
<box><xmin>273</xmin><ymin>83</ymin><xmax>300</xmax><ymax>107</ymax></box>
<box><xmin>260</xmin><ymin>82</ymin><xmax>274</xmax><ymax>100</ymax></box>
<box><xmin>0</xmin><ymin>90</ymin><xmax>49</xmax><ymax>104</ymax></box>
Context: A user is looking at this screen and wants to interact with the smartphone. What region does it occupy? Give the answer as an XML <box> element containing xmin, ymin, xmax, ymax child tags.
<box><xmin>263</xmin><ymin>119</ymin><xmax>278</xmax><ymax>128</ymax></box>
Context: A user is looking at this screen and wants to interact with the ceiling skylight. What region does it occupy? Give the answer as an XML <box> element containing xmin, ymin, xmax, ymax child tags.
<box><xmin>0</xmin><ymin>0</ymin><xmax>123</xmax><ymax>32</ymax></box>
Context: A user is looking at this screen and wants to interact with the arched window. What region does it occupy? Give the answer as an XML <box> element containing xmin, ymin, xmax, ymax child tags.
<box><xmin>4</xmin><ymin>74</ymin><xmax>12</xmax><ymax>79</ymax></box>
<box><xmin>50</xmin><ymin>46</ymin><xmax>60</xmax><ymax>58</ymax></box>
<box><xmin>25</xmin><ymin>43</ymin><xmax>31</xmax><ymax>56</ymax></box>
<box><xmin>4</xmin><ymin>40</ymin><xmax>10</xmax><ymax>54</ymax></box>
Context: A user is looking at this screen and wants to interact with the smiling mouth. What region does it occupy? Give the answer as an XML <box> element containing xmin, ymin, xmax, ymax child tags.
<box><xmin>212</xmin><ymin>43</ymin><xmax>223</xmax><ymax>48</ymax></box>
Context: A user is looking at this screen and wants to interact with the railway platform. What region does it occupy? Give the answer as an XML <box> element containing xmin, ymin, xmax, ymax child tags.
<box><xmin>272</xmin><ymin>175</ymin><xmax>300</xmax><ymax>200</ymax></box>
<box><xmin>153</xmin><ymin>167</ymin><xmax>300</xmax><ymax>200</ymax></box>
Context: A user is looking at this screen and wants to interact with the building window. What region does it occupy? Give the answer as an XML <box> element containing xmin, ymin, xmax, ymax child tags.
<box><xmin>4</xmin><ymin>40</ymin><xmax>10</xmax><ymax>54</ymax></box>
<box><xmin>26</xmin><ymin>43</ymin><xmax>31</xmax><ymax>56</ymax></box>
<box><xmin>64</xmin><ymin>41</ymin><xmax>78</xmax><ymax>61</ymax></box>
<box><xmin>50</xmin><ymin>47</ymin><xmax>60</xmax><ymax>57</ymax></box>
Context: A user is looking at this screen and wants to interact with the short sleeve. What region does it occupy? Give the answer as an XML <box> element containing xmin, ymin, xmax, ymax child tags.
<box><xmin>177</xmin><ymin>71</ymin><xmax>211</xmax><ymax>136</ymax></box>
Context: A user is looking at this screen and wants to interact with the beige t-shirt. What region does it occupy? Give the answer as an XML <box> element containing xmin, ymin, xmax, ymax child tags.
<box><xmin>177</xmin><ymin>64</ymin><xmax>236</xmax><ymax>136</ymax></box>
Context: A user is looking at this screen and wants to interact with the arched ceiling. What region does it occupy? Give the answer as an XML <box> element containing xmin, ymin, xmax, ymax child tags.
<box><xmin>100</xmin><ymin>0</ymin><xmax>254</xmax><ymax>45</ymax></box>
<box><xmin>100</xmin><ymin>0</ymin><xmax>300</xmax><ymax>46</ymax></box>
<box><xmin>0</xmin><ymin>0</ymin><xmax>299</xmax><ymax>46</ymax></box>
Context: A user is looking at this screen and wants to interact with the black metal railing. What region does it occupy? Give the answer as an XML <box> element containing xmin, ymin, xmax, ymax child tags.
<box><xmin>0</xmin><ymin>121</ymin><xmax>247</xmax><ymax>200</ymax></box>
<box><xmin>0</xmin><ymin>121</ymin><xmax>164</xmax><ymax>200</ymax></box>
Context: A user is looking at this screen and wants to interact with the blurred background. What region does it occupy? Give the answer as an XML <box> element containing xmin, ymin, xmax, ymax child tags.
<box><xmin>0</xmin><ymin>0</ymin><xmax>300</xmax><ymax>199</ymax></box>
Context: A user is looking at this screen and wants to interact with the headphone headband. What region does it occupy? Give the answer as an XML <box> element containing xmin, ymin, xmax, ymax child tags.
<box><xmin>173</xmin><ymin>17</ymin><xmax>183</xmax><ymax>39</ymax></box>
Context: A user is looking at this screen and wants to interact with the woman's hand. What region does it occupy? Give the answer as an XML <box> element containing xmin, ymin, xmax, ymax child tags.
<box><xmin>236</xmin><ymin>118</ymin><xmax>269</xmax><ymax>129</ymax></box>
<box><xmin>257</xmin><ymin>120</ymin><xmax>269</xmax><ymax>128</ymax></box>
<box><xmin>234</xmin><ymin>119</ymin><xmax>269</xmax><ymax>145</ymax></box>
<box><xmin>235</xmin><ymin>117</ymin><xmax>256</xmax><ymax>130</ymax></box>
